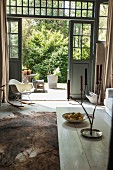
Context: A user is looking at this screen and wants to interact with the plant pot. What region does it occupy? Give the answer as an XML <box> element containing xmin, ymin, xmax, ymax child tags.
<box><xmin>23</xmin><ymin>69</ymin><xmax>27</xmax><ymax>75</ymax></box>
<box><xmin>27</xmin><ymin>69</ymin><xmax>31</xmax><ymax>75</ymax></box>
<box><xmin>47</xmin><ymin>75</ymin><xmax>58</xmax><ymax>89</ymax></box>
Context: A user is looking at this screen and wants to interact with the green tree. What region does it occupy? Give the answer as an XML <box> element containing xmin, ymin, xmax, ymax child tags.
<box><xmin>22</xmin><ymin>21</ymin><xmax>68</xmax><ymax>82</ymax></box>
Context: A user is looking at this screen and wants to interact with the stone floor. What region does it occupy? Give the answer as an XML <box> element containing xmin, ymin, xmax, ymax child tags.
<box><xmin>22</xmin><ymin>83</ymin><xmax>67</xmax><ymax>101</ymax></box>
<box><xmin>0</xmin><ymin>82</ymin><xmax>112</xmax><ymax>170</ymax></box>
<box><xmin>0</xmin><ymin>98</ymin><xmax>111</xmax><ymax>170</ymax></box>
<box><xmin>0</xmin><ymin>83</ymin><xmax>111</xmax><ymax>125</ymax></box>
<box><xmin>0</xmin><ymin>100</ymin><xmax>110</xmax><ymax>121</ymax></box>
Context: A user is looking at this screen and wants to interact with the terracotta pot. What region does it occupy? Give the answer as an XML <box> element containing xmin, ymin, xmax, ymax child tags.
<box><xmin>27</xmin><ymin>69</ymin><xmax>31</xmax><ymax>75</ymax></box>
<box><xmin>23</xmin><ymin>69</ymin><xmax>27</xmax><ymax>75</ymax></box>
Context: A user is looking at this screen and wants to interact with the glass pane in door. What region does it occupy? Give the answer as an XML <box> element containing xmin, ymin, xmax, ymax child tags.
<box><xmin>7</xmin><ymin>21</ymin><xmax>19</xmax><ymax>58</ymax></box>
<box><xmin>73</xmin><ymin>23</ymin><xmax>91</xmax><ymax>60</ymax></box>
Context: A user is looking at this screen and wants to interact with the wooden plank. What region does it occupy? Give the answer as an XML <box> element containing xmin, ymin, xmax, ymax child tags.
<box><xmin>57</xmin><ymin>107</ymin><xmax>91</xmax><ymax>170</ymax></box>
<box><xmin>56</xmin><ymin>107</ymin><xmax>111</xmax><ymax>170</ymax></box>
<box><xmin>77</xmin><ymin>127</ymin><xmax>109</xmax><ymax>170</ymax></box>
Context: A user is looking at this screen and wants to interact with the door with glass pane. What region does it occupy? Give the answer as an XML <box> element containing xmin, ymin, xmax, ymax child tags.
<box><xmin>7</xmin><ymin>18</ymin><xmax>22</xmax><ymax>80</ymax></box>
<box><xmin>69</xmin><ymin>21</ymin><xmax>94</xmax><ymax>98</ymax></box>
<box><xmin>7</xmin><ymin>18</ymin><xmax>22</xmax><ymax>98</ymax></box>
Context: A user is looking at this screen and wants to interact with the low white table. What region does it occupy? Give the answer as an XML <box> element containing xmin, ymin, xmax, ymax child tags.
<box><xmin>56</xmin><ymin>107</ymin><xmax>110</xmax><ymax>170</ymax></box>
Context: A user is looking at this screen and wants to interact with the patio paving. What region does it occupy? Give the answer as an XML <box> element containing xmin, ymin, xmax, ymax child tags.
<box><xmin>22</xmin><ymin>83</ymin><xmax>67</xmax><ymax>101</ymax></box>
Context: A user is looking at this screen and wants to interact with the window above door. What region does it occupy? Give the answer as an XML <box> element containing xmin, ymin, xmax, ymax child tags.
<box><xmin>6</xmin><ymin>0</ymin><xmax>94</xmax><ymax>19</ymax></box>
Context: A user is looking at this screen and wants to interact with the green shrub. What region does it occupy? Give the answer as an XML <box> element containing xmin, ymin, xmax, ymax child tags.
<box><xmin>23</xmin><ymin>24</ymin><xmax>68</xmax><ymax>82</ymax></box>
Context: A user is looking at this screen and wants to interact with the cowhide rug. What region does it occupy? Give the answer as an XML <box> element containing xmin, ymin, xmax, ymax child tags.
<box><xmin>0</xmin><ymin>112</ymin><xmax>60</xmax><ymax>170</ymax></box>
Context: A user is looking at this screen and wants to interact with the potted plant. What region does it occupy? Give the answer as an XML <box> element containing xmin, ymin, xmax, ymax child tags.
<box><xmin>47</xmin><ymin>67</ymin><xmax>61</xmax><ymax>89</ymax></box>
<box><xmin>32</xmin><ymin>73</ymin><xmax>40</xmax><ymax>88</ymax></box>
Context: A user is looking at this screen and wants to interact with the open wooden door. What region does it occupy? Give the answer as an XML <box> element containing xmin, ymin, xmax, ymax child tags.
<box><xmin>7</xmin><ymin>18</ymin><xmax>22</xmax><ymax>98</ymax></box>
<box><xmin>68</xmin><ymin>20</ymin><xmax>94</xmax><ymax>99</ymax></box>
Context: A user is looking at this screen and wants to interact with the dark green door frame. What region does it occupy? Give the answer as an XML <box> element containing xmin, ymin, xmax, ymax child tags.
<box><xmin>7</xmin><ymin>18</ymin><xmax>22</xmax><ymax>98</ymax></box>
<box><xmin>69</xmin><ymin>20</ymin><xmax>94</xmax><ymax>98</ymax></box>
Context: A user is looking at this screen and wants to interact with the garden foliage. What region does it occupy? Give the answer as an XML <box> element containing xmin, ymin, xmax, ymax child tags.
<box><xmin>22</xmin><ymin>19</ymin><xmax>68</xmax><ymax>83</ymax></box>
